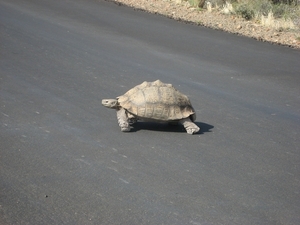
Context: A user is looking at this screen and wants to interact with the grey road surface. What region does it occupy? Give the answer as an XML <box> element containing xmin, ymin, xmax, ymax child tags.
<box><xmin>1</xmin><ymin>0</ymin><xmax>300</xmax><ymax>224</ymax></box>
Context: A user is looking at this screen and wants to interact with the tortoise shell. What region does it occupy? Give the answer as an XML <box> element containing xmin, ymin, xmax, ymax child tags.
<box><xmin>117</xmin><ymin>80</ymin><xmax>196</xmax><ymax>121</ymax></box>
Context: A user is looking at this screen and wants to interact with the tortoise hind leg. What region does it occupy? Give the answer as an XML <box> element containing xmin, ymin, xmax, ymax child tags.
<box><xmin>116</xmin><ymin>108</ymin><xmax>132</xmax><ymax>132</ymax></box>
<box><xmin>179</xmin><ymin>118</ymin><xmax>200</xmax><ymax>134</ymax></box>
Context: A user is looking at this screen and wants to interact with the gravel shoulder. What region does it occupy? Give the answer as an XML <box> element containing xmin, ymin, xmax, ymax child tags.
<box><xmin>108</xmin><ymin>0</ymin><xmax>300</xmax><ymax>49</ymax></box>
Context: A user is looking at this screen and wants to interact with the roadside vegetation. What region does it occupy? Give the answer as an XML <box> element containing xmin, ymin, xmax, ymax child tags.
<box><xmin>113</xmin><ymin>0</ymin><xmax>300</xmax><ymax>48</ymax></box>
<box><xmin>189</xmin><ymin>0</ymin><xmax>300</xmax><ymax>31</ymax></box>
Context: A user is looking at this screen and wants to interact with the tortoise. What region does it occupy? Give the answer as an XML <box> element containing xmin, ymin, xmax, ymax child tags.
<box><xmin>102</xmin><ymin>80</ymin><xmax>200</xmax><ymax>134</ymax></box>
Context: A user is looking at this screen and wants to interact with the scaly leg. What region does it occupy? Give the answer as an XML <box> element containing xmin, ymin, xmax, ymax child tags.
<box><xmin>116</xmin><ymin>108</ymin><xmax>131</xmax><ymax>132</ymax></box>
<box><xmin>179</xmin><ymin>118</ymin><xmax>200</xmax><ymax>134</ymax></box>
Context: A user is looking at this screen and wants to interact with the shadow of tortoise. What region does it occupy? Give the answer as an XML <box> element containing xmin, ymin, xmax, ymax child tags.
<box><xmin>130</xmin><ymin>121</ymin><xmax>213</xmax><ymax>134</ymax></box>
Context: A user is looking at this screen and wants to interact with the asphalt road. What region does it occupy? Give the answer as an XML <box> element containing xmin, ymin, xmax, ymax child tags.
<box><xmin>1</xmin><ymin>0</ymin><xmax>300</xmax><ymax>224</ymax></box>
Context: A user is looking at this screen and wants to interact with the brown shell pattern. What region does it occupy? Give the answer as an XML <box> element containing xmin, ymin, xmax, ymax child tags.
<box><xmin>117</xmin><ymin>80</ymin><xmax>196</xmax><ymax>121</ymax></box>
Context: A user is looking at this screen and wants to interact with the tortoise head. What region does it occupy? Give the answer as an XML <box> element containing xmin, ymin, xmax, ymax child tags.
<box><xmin>102</xmin><ymin>99</ymin><xmax>119</xmax><ymax>109</ymax></box>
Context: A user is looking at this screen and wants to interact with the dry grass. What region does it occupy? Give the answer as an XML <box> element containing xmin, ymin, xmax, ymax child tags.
<box><xmin>261</xmin><ymin>11</ymin><xmax>296</xmax><ymax>30</ymax></box>
<box><xmin>221</xmin><ymin>1</ymin><xmax>234</xmax><ymax>14</ymax></box>
<box><xmin>200</xmin><ymin>0</ymin><xmax>300</xmax><ymax>30</ymax></box>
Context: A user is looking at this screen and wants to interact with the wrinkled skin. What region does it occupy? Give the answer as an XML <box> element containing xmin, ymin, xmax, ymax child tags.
<box><xmin>102</xmin><ymin>99</ymin><xmax>118</xmax><ymax>109</ymax></box>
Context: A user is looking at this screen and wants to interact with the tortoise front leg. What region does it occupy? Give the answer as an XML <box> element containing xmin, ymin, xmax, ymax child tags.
<box><xmin>116</xmin><ymin>108</ymin><xmax>132</xmax><ymax>132</ymax></box>
<box><xmin>179</xmin><ymin>118</ymin><xmax>200</xmax><ymax>134</ymax></box>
